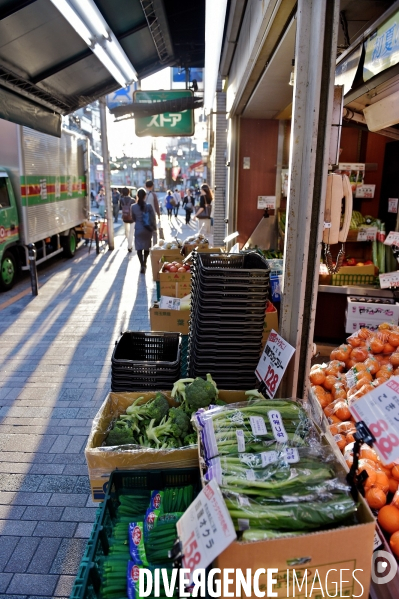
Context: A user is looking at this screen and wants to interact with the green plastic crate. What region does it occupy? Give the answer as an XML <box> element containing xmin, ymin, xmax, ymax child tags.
<box><xmin>69</xmin><ymin>468</ymin><xmax>200</xmax><ymax>599</ymax></box>
<box><xmin>331</xmin><ymin>273</ymin><xmax>376</xmax><ymax>286</ymax></box>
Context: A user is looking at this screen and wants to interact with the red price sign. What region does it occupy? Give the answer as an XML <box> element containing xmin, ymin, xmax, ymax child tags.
<box><xmin>350</xmin><ymin>377</ymin><xmax>399</xmax><ymax>464</ymax></box>
<box><xmin>176</xmin><ymin>479</ymin><xmax>236</xmax><ymax>585</ymax></box>
<box><xmin>256</xmin><ymin>330</ymin><xmax>295</xmax><ymax>398</ymax></box>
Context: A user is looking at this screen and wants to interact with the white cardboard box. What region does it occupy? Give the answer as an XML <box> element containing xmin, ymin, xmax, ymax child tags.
<box><xmin>347</xmin><ymin>296</ymin><xmax>399</xmax><ymax>321</ymax></box>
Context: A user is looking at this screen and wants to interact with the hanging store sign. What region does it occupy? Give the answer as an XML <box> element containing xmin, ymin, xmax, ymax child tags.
<box><xmin>134</xmin><ymin>91</ymin><xmax>194</xmax><ymax>137</ymax></box>
<box><xmin>379</xmin><ymin>271</ymin><xmax>399</xmax><ymax>288</ymax></box>
<box><xmin>384</xmin><ymin>231</ymin><xmax>399</xmax><ymax>246</ymax></box>
<box><xmin>256</xmin><ymin>330</ymin><xmax>295</xmax><ymax>398</ymax></box>
<box><xmin>389</xmin><ymin>198</ymin><xmax>399</xmax><ymax>213</ymax></box>
<box><xmin>350</xmin><ymin>377</ymin><xmax>399</xmax><ymax>464</ymax></box>
<box><xmin>355</xmin><ymin>184</ymin><xmax>375</xmax><ymax>199</ymax></box>
<box><xmin>364</xmin><ymin>9</ymin><xmax>399</xmax><ymax>82</ymax></box>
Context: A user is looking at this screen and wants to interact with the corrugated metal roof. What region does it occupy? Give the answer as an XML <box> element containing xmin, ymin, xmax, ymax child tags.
<box><xmin>0</xmin><ymin>0</ymin><xmax>205</xmax><ymax>133</ymax></box>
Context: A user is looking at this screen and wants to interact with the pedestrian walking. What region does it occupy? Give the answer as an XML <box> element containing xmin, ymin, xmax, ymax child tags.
<box><xmin>112</xmin><ymin>188</ymin><xmax>121</xmax><ymax>223</ymax></box>
<box><xmin>173</xmin><ymin>188</ymin><xmax>181</xmax><ymax>217</ymax></box>
<box><xmin>193</xmin><ymin>183</ymin><xmax>213</xmax><ymax>237</ymax></box>
<box><xmin>120</xmin><ymin>187</ymin><xmax>134</xmax><ymax>240</ymax></box>
<box><xmin>165</xmin><ymin>190</ymin><xmax>174</xmax><ymax>222</ymax></box>
<box><xmin>127</xmin><ymin>188</ymin><xmax>157</xmax><ymax>273</ymax></box>
<box><xmin>97</xmin><ymin>188</ymin><xmax>106</xmax><ymax>218</ymax></box>
<box><xmin>182</xmin><ymin>188</ymin><xmax>194</xmax><ymax>224</ymax></box>
<box><xmin>145</xmin><ymin>179</ymin><xmax>160</xmax><ymax>245</ymax></box>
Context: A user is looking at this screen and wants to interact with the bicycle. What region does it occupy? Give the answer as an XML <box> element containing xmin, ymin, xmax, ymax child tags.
<box><xmin>86</xmin><ymin>212</ymin><xmax>108</xmax><ymax>255</ymax></box>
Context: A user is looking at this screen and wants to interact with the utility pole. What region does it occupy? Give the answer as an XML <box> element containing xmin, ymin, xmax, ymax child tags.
<box><xmin>99</xmin><ymin>97</ymin><xmax>114</xmax><ymax>251</ymax></box>
<box><xmin>151</xmin><ymin>140</ymin><xmax>155</xmax><ymax>182</ymax></box>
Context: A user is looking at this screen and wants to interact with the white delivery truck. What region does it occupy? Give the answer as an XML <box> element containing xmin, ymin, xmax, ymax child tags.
<box><xmin>0</xmin><ymin>120</ymin><xmax>89</xmax><ymax>290</ymax></box>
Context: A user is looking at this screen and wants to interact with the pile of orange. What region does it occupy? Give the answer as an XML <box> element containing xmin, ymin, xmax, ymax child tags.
<box><xmin>309</xmin><ymin>322</ymin><xmax>399</xmax><ymax>558</ymax></box>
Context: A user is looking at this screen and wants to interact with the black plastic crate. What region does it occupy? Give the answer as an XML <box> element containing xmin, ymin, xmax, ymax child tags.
<box><xmin>111</xmin><ymin>379</ymin><xmax>177</xmax><ymax>393</ymax></box>
<box><xmin>194</xmin><ymin>252</ymin><xmax>270</xmax><ymax>280</ymax></box>
<box><xmin>111</xmin><ymin>332</ymin><xmax>181</xmax><ymax>375</ymax></box>
<box><xmin>70</xmin><ymin>468</ymin><xmax>200</xmax><ymax>599</ymax></box>
<box><xmin>190</xmin><ymin>271</ymin><xmax>270</xmax><ymax>293</ymax></box>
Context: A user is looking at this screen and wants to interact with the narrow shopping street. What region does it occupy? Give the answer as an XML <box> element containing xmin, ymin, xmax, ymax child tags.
<box><xmin>0</xmin><ymin>213</ymin><xmax>194</xmax><ymax>598</ymax></box>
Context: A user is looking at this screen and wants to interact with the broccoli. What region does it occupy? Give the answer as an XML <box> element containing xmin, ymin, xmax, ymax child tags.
<box><xmin>146</xmin><ymin>408</ymin><xmax>191</xmax><ymax>447</ymax></box>
<box><xmin>185</xmin><ymin>374</ymin><xmax>217</xmax><ymax>411</ymax></box>
<box><xmin>105</xmin><ymin>423</ymin><xmax>134</xmax><ymax>446</ymax></box>
<box><xmin>171</xmin><ymin>374</ymin><xmax>218</xmax><ymax>413</ymax></box>
<box><xmin>183</xmin><ymin>433</ymin><xmax>197</xmax><ymax>446</ymax></box>
<box><xmin>214</xmin><ymin>399</ymin><xmax>227</xmax><ymax>406</ymax></box>
<box><xmin>123</xmin><ymin>393</ymin><xmax>169</xmax><ymax>426</ymax></box>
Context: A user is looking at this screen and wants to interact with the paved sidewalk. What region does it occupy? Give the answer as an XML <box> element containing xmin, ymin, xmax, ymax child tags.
<box><xmin>0</xmin><ymin>213</ymin><xmax>197</xmax><ymax>598</ymax></box>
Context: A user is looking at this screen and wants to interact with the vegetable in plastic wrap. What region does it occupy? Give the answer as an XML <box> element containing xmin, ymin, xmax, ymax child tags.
<box><xmin>224</xmin><ymin>491</ymin><xmax>357</xmax><ymax>531</ymax></box>
<box><xmin>193</xmin><ymin>398</ymin><xmax>314</xmax><ymax>460</ymax></box>
<box><xmin>204</xmin><ymin>446</ymin><xmax>350</xmax><ymax>501</ymax></box>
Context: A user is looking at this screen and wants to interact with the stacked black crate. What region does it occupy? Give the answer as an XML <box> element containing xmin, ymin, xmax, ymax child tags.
<box><xmin>188</xmin><ymin>253</ymin><xmax>270</xmax><ymax>389</ymax></box>
<box><xmin>111</xmin><ymin>332</ymin><xmax>181</xmax><ymax>392</ymax></box>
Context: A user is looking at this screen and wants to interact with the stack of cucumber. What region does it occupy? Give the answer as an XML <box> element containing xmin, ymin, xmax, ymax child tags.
<box><xmin>99</xmin><ymin>485</ymin><xmax>194</xmax><ymax>599</ymax></box>
<box><xmin>194</xmin><ymin>396</ymin><xmax>357</xmax><ymax>540</ymax></box>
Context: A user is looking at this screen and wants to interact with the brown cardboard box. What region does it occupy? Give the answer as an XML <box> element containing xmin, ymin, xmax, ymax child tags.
<box><xmin>85</xmin><ymin>390</ymin><xmax>246</xmax><ymax>500</ymax></box>
<box><xmin>335</xmin><ymin>264</ymin><xmax>375</xmax><ymax>275</ymax></box>
<box><xmin>159</xmin><ymin>268</ymin><xmax>192</xmax><ymax>298</ymax></box>
<box><xmin>182</xmin><ymin>242</ymin><xmax>210</xmax><ymax>256</ymax></box>
<box><xmin>150</xmin><ymin>306</ymin><xmax>190</xmax><ymax>334</ymax></box>
<box><xmin>150</xmin><ymin>248</ymin><xmax>182</xmax><ymax>281</ymax></box>
<box><xmin>214</xmin><ymin>494</ymin><xmax>374</xmax><ymax>598</ymax></box>
<box><xmin>261</xmin><ymin>302</ymin><xmax>279</xmax><ymax>348</ymax></box>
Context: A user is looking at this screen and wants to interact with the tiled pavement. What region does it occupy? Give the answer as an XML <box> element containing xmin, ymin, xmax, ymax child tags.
<box><xmin>0</xmin><ymin>212</ymin><xmax>197</xmax><ymax>598</ymax></box>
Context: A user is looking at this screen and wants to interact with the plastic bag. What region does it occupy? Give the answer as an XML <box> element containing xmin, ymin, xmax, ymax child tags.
<box><xmin>193</xmin><ymin>399</ymin><xmax>315</xmax><ymax>461</ymax></box>
<box><xmin>223</xmin><ymin>490</ymin><xmax>357</xmax><ymax>532</ymax></box>
<box><xmin>204</xmin><ymin>446</ymin><xmax>350</xmax><ymax>502</ymax></box>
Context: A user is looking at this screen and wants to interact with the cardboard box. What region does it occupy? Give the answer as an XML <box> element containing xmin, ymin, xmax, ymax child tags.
<box><xmin>182</xmin><ymin>242</ymin><xmax>209</xmax><ymax>256</ymax></box>
<box><xmin>261</xmin><ymin>302</ymin><xmax>279</xmax><ymax>349</ymax></box>
<box><xmin>336</xmin><ymin>264</ymin><xmax>375</xmax><ymax>275</ymax></box>
<box><xmin>159</xmin><ymin>268</ymin><xmax>192</xmax><ymax>299</ymax></box>
<box><xmin>150</xmin><ymin>248</ymin><xmax>182</xmax><ymax>281</ymax></box>
<box><xmin>345</xmin><ymin>316</ymin><xmax>385</xmax><ymax>334</ymax></box>
<box><xmin>347</xmin><ymin>297</ymin><xmax>399</xmax><ymax>321</ymax></box>
<box><xmin>150</xmin><ymin>306</ymin><xmax>190</xmax><ymax>334</ymax></box>
<box><xmin>85</xmin><ymin>390</ymin><xmax>246</xmax><ymax>500</ymax></box>
<box><xmin>214</xmin><ymin>494</ymin><xmax>374</xmax><ymax>598</ymax></box>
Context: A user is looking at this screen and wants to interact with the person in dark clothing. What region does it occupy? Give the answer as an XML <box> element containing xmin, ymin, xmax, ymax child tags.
<box><xmin>182</xmin><ymin>188</ymin><xmax>194</xmax><ymax>224</ymax></box>
<box><xmin>129</xmin><ymin>188</ymin><xmax>156</xmax><ymax>273</ymax></box>
<box><xmin>112</xmin><ymin>188</ymin><xmax>120</xmax><ymax>223</ymax></box>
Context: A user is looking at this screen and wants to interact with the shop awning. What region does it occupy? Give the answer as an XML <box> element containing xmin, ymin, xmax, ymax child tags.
<box><xmin>0</xmin><ymin>0</ymin><xmax>205</xmax><ymax>136</ymax></box>
<box><xmin>189</xmin><ymin>159</ymin><xmax>203</xmax><ymax>170</ymax></box>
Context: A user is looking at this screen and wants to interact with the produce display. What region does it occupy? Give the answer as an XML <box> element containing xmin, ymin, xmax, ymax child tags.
<box><xmin>161</xmin><ymin>261</ymin><xmax>191</xmax><ymax>273</ymax></box>
<box><xmin>195</xmin><ymin>394</ymin><xmax>358</xmax><ymax>539</ymax></box>
<box><xmin>181</xmin><ymin>233</ymin><xmax>208</xmax><ymax>251</ymax></box>
<box><xmin>99</xmin><ymin>484</ymin><xmax>194</xmax><ymax>599</ymax></box>
<box><xmin>152</xmin><ymin>238</ymin><xmax>182</xmax><ymax>251</ymax></box>
<box><xmin>104</xmin><ymin>376</ymin><xmax>222</xmax><ymax>450</ymax></box>
<box><xmin>309</xmin><ymin>322</ymin><xmax>399</xmax><ymax>555</ymax></box>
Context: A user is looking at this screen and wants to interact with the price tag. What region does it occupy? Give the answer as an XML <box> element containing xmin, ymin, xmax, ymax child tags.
<box><xmin>176</xmin><ymin>478</ymin><xmax>236</xmax><ymax>584</ymax></box>
<box><xmin>384</xmin><ymin>231</ymin><xmax>399</xmax><ymax>247</ymax></box>
<box><xmin>357</xmin><ymin>226</ymin><xmax>377</xmax><ymax>242</ymax></box>
<box><xmin>379</xmin><ymin>271</ymin><xmax>399</xmax><ymax>289</ymax></box>
<box><xmin>256</xmin><ymin>330</ymin><xmax>295</xmax><ymax>398</ymax></box>
<box><xmin>257</xmin><ymin>196</ymin><xmax>276</xmax><ymax>210</ymax></box>
<box><xmin>159</xmin><ymin>296</ymin><xmax>181</xmax><ymax>310</ymax></box>
<box><xmin>389</xmin><ymin>198</ymin><xmax>399</xmax><ymax>214</ymax></box>
<box><xmin>355</xmin><ymin>185</ymin><xmax>375</xmax><ymax>199</ymax></box>
<box><xmin>349</xmin><ymin>376</ymin><xmax>399</xmax><ymax>464</ymax></box>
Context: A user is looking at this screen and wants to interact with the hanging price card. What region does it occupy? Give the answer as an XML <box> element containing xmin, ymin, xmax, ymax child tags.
<box><xmin>256</xmin><ymin>330</ymin><xmax>295</xmax><ymax>398</ymax></box>
<box><xmin>379</xmin><ymin>271</ymin><xmax>399</xmax><ymax>289</ymax></box>
<box><xmin>176</xmin><ymin>479</ymin><xmax>236</xmax><ymax>585</ymax></box>
<box><xmin>350</xmin><ymin>376</ymin><xmax>399</xmax><ymax>464</ymax></box>
<box><xmin>384</xmin><ymin>231</ymin><xmax>399</xmax><ymax>246</ymax></box>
